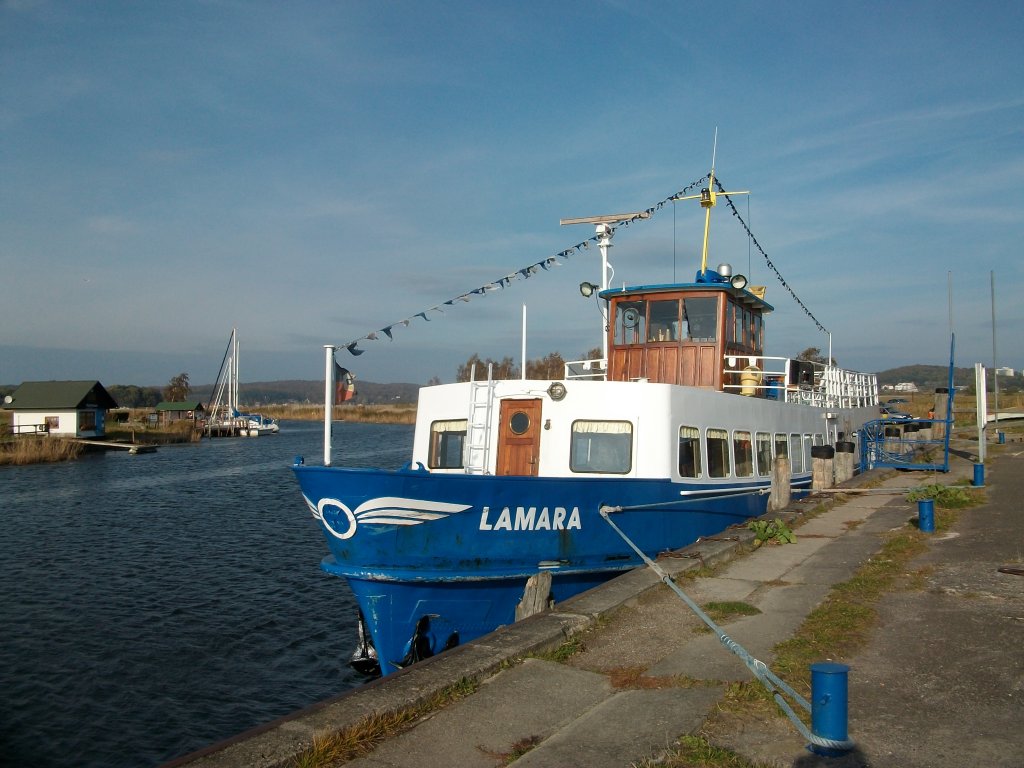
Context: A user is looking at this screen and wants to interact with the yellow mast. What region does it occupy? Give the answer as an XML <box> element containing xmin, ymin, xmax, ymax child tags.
<box><xmin>675</xmin><ymin>135</ymin><xmax>748</xmax><ymax>276</ymax></box>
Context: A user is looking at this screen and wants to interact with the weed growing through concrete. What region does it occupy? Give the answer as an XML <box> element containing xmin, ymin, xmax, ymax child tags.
<box><xmin>533</xmin><ymin>634</ymin><xmax>586</xmax><ymax>662</ymax></box>
<box><xmin>632</xmin><ymin>734</ymin><xmax>772</xmax><ymax>767</ymax></box>
<box><xmin>290</xmin><ymin>677</ymin><xmax>478</xmax><ymax>768</ymax></box>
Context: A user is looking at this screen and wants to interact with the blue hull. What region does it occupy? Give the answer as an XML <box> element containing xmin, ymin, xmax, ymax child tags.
<box><xmin>294</xmin><ymin>462</ymin><xmax>781</xmax><ymax>674</ymax></box>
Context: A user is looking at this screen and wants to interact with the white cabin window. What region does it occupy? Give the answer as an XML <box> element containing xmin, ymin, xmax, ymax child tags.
<box><xmin>707</xmin><ymin>428</ymin><xmax>730</xmax><ymax>478</ymax></box>
<box><xmin>678</xmin><ymin>425</ymin><xmax>702</xmax><ymax>478</ymax></box>
<box><xmin>790</xmin><ymin>434</ymin><xmax>803</xmax><ymax>473</ymax></box>
<box><xmin>733</xmin><ymin>430</ymin><xmax>753</xmax><ymax>477</ymax></box>
<box><xmin>428</xmin><ymin>419</ymin><xmax>468</xmax><ymax>469</ymax></box>
<box><xmin>570</xmin><ymin>420</ymin><xmax>633</xmax><ymax>474</ymax></box>
<box><xmin>756</xmin><ymin>432</ymin><xmax>772</xmax><ymax>477</ymax></box>
<box><xmin>804</xmin><ymin>434</ymin><xmax>813</xmax><ymax>468</ymax></box>
<box><xmin>774</xmin><ymin>433</ymin><xmax>788</xmax><ymax>461</ymax></box>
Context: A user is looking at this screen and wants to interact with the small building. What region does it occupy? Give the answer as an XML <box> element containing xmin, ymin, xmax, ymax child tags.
<box><xmin>2</xmin><ymin>380</ymin><xmax>118</xmax><ymax>438</ymax></box>
<box><xmin>155</xmin><ymin>401</ymin><xmax>206</xmax><ymax>425</ymax></box>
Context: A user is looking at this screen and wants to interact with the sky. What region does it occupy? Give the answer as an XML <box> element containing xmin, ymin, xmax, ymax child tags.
<box><xmin>2</xmin><ymin>0</ymin><xmax>1022</xmax><ymax>388</ymax></box>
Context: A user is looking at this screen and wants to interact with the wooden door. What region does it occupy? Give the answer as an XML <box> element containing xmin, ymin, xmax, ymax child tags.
<box><xmin>496</xmin><ymin>399</ymin><xmax>542</xmax><ymax>476</ymax></box>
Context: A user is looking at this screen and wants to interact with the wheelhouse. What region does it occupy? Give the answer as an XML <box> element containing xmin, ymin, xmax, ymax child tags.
<box><xmin>602</xmin><ymin>267</ymin><xmax>771</xmax><ymax>390</ymax></box>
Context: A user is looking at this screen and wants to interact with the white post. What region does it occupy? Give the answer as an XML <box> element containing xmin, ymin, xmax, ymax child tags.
<box><xmin>324</xmin><ymin>345</ymin><xmax>335</xmax><ymax>466</ymax></box>
<box><xmin>597</xmin><ymin>223</ymin><xmax>613</xmax><ymax>361</ymax></box>
<box><xmin>521</xmin><ymin>303</ymin><xmax>527</xmax><ymax>380</ymax></box>
<box><xmin>975</xmin><ymin>362</ymin><xmax>987</xmax><ymax>465</ymax></box>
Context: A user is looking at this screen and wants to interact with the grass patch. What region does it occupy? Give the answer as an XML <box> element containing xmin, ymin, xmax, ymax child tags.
<box><xmin>528</xmin><ymin>634</ymin><xmax>586</xmax><ymax>663</ymax></box>
<box><xmin>694</xmin><ymin>601</ymin><xmax>762</xmax><ymax>634</ymax></box>
<box><xmin>907</xmin><ymin>483</ymin><xmax>984</xmax><ymax>509</ymax></box>
<box><xmin>290</xmin><ymin>677</ymin><xmax>478</xmax><ymax>768</ymax></box>
<box><xmin>633</xmin><ymin>734</ymin><xmax>771</xmax><ymax>767</ymax></box>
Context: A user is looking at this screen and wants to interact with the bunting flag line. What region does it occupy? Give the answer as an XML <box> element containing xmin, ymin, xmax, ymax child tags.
<box><xmin>337</xmin><ymin>174</ymin><xmax>711</xmax><ymax>355</ymax></box>
<box><xmin>713</xmin><ymin>176</ymin><xmax>829</xmax><ymax>335</ymax></box>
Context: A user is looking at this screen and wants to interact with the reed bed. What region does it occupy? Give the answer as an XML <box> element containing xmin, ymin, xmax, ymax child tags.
<box><xmin>0</xmin><ymin>437</ymin><xmax>84</xmax><ymax>466</ymax></box>
<box><xmin>259</xmin><ymin>403</ymin><xmax>417</xmax><ymax>425</ymax></box>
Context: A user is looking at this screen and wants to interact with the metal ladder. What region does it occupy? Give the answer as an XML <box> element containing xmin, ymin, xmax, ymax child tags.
<box><xmin>465</xmin><ymin>363</ymin><xmax>495</xmax><ymax>474</ymax></box>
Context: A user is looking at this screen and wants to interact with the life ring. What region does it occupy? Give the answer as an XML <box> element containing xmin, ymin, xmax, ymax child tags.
<box><xmin>740</xmin><ymin>365</ymin><xmax>762</xmax><ymax>396</ymax></box>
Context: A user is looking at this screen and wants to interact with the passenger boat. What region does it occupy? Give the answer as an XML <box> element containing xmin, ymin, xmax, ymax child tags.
<box><xmin>292</xmin><ymin>167</ymin><xmax>880</xmax><ymax>676</ymax></box>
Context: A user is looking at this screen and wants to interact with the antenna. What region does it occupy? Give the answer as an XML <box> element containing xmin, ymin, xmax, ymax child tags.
<box><xmin>674</xmin><ymin>131</ymin><xmax>748</xmax><ymax>276</ymax></box>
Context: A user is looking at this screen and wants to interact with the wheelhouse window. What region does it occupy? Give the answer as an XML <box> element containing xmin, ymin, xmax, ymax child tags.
<box><xmin>571</xmin><ymin>420</ymin><xmax>633</xmax><ymax>474</ymax></box>
<box><xmin>614</xmin><ymin>301</ymin><xmax>646</xmax><ymax>345</ymax></box>
<box><xmin>707</xmin><ymin>428</ymin><xmax>730</xmax><ymax>478</ymax></box>
<box><xmin>428</xmin><ymin>419</ymin><xmax>467</xmax><ymax>469</ymax></box>
<box><xmin>733</xmin><ymin>430</ymin><xmax>753</xmax><ymax>477</ymax></box>
<box><xmin>648</xmin><ymin>299</ymin><xmax>680</xmax><ymax>342</ymax></box>
<box><xmin>684</xmin><ymin>297</ymin><xmax>718</xmax><ymax>341</ymax></box>
<box><xmin>678</xmin><ymin>425</ymin><xmax>702</xmax><ymax>478</ymax></box>
<box><xmin>756</xmin><ymin>432</ymin><xmax>772</xmax><ymax>477</ymax></box>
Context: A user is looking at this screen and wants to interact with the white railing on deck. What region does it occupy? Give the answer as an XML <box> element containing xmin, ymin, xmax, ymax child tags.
<box><xmin>561</xmin><ymin>354</ymin><xmax>877</xmax><ymax>409</ymax></box>
<box><xmin>723</xmin><ymin>355</ymin><xmax>878</xmax><ymax>408</ymax></box>
<box><xmin>564</xmin><ymin>358</ymin><xmax>608</xmax><ymax>380</ymax></box>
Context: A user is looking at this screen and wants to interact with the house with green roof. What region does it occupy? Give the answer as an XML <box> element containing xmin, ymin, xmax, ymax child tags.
<box><xmin>2</xmin><ymin>380</ymin><xmax>118</xmax><ymax>438</ymax></box>
<box><xmin>155</xmin><ymin>401</ymin><xmax>206</xmax><ymax>425</ymax></box>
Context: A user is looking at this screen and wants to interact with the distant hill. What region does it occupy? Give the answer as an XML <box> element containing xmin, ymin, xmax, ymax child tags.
<box><xmin>189</xmin><ymin>379</ymin><xmax>421</xmax><ymax>406</ymax></box>
<box><xmin>875</xmin><ymin>365</ymin><xmax>973</xmax><ymax>392</ymax></box>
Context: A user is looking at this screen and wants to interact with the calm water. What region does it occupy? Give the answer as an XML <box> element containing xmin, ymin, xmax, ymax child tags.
<box><xmin>0</xmin><ymin>420</ymin><xmax>412</xmax><ymax>768</ymax></box>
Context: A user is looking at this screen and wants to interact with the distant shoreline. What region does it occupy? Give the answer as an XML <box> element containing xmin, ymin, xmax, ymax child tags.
<box><xmin>253</xmin><ymin>403</ymin><xmax>417</xmax><ymax>425</ymax></box>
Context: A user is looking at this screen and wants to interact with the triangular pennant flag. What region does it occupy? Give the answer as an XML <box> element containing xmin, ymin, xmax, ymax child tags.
<box><xmin>381</xmin><ymin>327</ymin><xmax>394</xmax><ymax>340</ymax></box>
<box><xmin>346</xmin><ymin>342</ymin><xmax>364</xmax><ymax>356</ymax></box>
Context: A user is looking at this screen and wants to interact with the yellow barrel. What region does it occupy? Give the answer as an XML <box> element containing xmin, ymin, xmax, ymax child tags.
<box><xmin>740</xmin><ymin>365</ymin><xmax>762</xmax><ymax>396</ymax></box>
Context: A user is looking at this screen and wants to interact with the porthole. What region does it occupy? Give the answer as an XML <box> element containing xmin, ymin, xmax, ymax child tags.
<box><xmin>509</xmin><ymin>411</ymin><xmax>530</xmax><ymax>435</ymax></box>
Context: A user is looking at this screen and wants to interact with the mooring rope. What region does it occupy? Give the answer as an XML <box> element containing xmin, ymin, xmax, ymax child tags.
<box><xmin>599</xmin><ymin>505</ymin><xmax>855</xmax><ymax>752</ymax></box>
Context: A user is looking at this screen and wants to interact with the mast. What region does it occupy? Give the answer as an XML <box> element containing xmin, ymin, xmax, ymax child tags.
<box><xmin>560</xmin><ymin>211</ymin><xmax>650</xmax><ymax>361</ymax></box>
<box><xmin>674</xmin><ymin>134</ymin><xmax>748</xmax><ymax>277</ymax></box>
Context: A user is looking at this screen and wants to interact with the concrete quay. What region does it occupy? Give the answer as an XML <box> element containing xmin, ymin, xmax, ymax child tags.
<box><xmin>167</xmin><ymin>447</ymin><xmax>1024</xmax><ymax>768</ymax></box>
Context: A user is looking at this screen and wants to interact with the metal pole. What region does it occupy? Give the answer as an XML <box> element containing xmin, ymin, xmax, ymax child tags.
<box><xmin>324</xmin><ymin>345</ymin><xmax>335</xmax><ymax>466</ymax></box>
<box><xmin>521</xmin><ymin>303</ymin><xmax>527</xmax><ymax>381</ymax></box>
<box><xmin>597</xmin><ymin>223</ymin><xmax>612</xmax><ymax>361</ymax></box>
<box><xmin>992</xmin><ymin>270</ymin><xmax>999</xmax><ymax>426</ymax></box>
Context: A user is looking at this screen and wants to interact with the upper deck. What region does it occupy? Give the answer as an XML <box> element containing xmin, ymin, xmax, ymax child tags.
<box><xmin>566</xmin><ymin>267</ymin><xmax>877</xmax><ymax>410</ymax></box>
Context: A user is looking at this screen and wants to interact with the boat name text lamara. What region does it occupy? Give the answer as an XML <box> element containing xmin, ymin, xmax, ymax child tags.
<box><xmin>478</xmin><ymin>505</ymin><xmax>583</xmax><ymax>531</ymax></box>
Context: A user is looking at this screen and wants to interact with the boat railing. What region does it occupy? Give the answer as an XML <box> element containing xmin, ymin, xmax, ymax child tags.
<box><xmin>723</xmin><ymin>355</ymin><xmax>878</xmax><ymax>408</ymax></box>
<box><xmin>564</xmin><ymin>358</ymin><xmax>608</xmax><ymax>380</ymax></box>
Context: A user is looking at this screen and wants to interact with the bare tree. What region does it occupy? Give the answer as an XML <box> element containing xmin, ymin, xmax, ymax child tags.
<box><xmin>456</xmin><ymin>354</ymin><xmax>520</xmax><ymax>382</ymax></box>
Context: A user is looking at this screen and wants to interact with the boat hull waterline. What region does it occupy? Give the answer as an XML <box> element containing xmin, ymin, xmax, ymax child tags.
<box><xmin>295</xmin><ymin>462</ymin><xmax>800</xmax><ymax>674</ymax></box>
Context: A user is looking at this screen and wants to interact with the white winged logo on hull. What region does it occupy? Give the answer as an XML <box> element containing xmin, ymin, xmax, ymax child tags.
<box><xmin>306</xmin><ymin>496</ymin><xmax>472</xmax><ymax>540</ymax></box>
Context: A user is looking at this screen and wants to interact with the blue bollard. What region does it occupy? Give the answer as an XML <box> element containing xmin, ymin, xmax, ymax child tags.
<box><xmin>998</xmin><ymin>431</ymin><xmax>1006</xmax><ymax>444</ymax></box>
<box><xmin>809</xmin><ymin>662</ymin><xmax>850</xmax><ymax>756</ymax></box>
<box><xmin>973</xmin><ymin>462</ymin><xmax>985</xmax><ymax>487</ymax></box>
<box><xmin>917</xmin><ymin>498</ymin><xmax>935</xmax><ymax>533</ymax></box>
